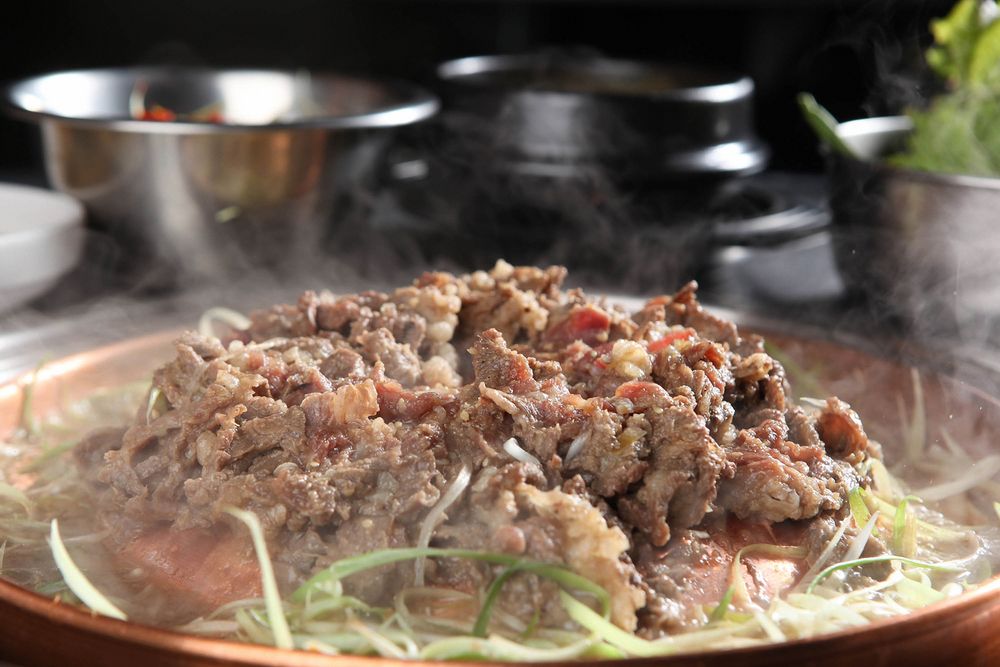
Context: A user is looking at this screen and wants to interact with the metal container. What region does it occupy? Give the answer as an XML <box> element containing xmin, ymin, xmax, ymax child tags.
<box><xmin>434</xmin><ymin>54</ymin><xmax>768</xmax><ymax>182</ymax></box>
<box><xmin>829</xmin><ymin>116</ymin><xmax>1000</xmax><ymax>347</ymax></box>
<box><xmin>4</xmin><ymin>68</ymin><xmax>438</xmax><ymax>280</ymax></box>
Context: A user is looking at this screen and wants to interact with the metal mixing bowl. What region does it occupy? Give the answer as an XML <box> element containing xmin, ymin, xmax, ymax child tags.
<box><xmin>3</xmin><ymin>67</ymin><xmax>439</xmax><ymax>279</ymax></box>
<box><xmin>828</xmin><ymin>116</ymin><xmax>1000</xmax><ymax>347</ymax></box>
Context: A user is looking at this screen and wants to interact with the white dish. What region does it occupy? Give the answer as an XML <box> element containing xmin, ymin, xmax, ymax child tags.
<box><xmin>0</xmin><ymin>183</ymin><xmax>84</xmax><ymax>313</ymax></box>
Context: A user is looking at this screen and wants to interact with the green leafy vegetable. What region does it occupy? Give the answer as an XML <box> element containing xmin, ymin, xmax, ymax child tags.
<box><xmin>803</xmin><ymin>0</ymin><xmax>1000</xmax><ymax>178</ymax></box>
<box><xmin>796</xmin><ymin>93</ymin><xmax>855</xmax><ymax>157</ymax></box>
<box><xmin>969</xmin><ymin>16</ymin><xmax>1000</xmax><ymax>84</ymax></box>
<box><xmin>889</xmin><ymin>90</ymin><xmax>1000</xmax><ymax>177</ymax></box>
<box><xmin>927</xmin><ymin>0</ymin><xmax>990</xmax><ymax>85</ymax></box>
<box><xmin>892</xmin><ymin>0</ymin><xmax>1000</xmax><ymax>177</ymax></box>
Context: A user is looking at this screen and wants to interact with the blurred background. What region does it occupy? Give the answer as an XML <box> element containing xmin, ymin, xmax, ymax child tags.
<box><xmin>4</xmin><ymin>0</ymin><xmax>992</xmax><ymax>380</ymax></box>
<box><xmin>0</xmin><ymin>0</ymin><xmax>949</xmax><ymax>176</ymax></box>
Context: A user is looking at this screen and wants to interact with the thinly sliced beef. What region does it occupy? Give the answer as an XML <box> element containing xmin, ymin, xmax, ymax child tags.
<box><xmin>716</xmin><ymin>416</ymin><xmax>857</xmax><ymax>523</ymax></box>
<box><xmin>614</xmin><ymin>381</ymin><xmax>729</xmax><ymax>546</ymax></box>
<box><xmin>816</xmin><ymin>397</ymin><xmax>880</xmax><ymax>464</ymax></box>
<box><xmin>77</xmin><ymin>262</ymin><xmax>881</xmax><ymax>636</ymax></box>
<box><xmin>563</xmin><ymin>405</ymin><xmax>647</xmax><ymax>497</ymax></box>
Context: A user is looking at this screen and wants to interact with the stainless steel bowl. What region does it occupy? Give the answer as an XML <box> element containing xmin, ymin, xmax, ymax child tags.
<box><xmin>828</xmin><ymin>116</ymin><xmax>1000</xmax><ymax>347</ymax></box>
<box><xmin>4</xmin><ymin>67</ymin><xmax>439</xmax><ymax>279</ymax></box>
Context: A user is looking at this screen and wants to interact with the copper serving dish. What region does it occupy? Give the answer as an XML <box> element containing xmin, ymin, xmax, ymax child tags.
<box><xmin>1</xmin><ymin>326</ymin><xmax>999</xmax><ymax>666</ymax></box>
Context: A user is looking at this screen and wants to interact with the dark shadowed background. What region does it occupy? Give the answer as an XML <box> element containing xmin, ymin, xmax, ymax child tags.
<box><xmin>0</xmin><ymin>0</ymin><xmax>950</xmax><ymax>180</ymax></box>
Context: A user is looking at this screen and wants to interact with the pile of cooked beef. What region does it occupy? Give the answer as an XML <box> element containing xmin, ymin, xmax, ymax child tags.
<box><xmin>75</xmin><ymin>262</ymin><xmax>881</xmax><ymax>635</ymax></box>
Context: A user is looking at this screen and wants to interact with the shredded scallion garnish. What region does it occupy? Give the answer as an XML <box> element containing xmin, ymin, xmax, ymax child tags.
<box><xmin>0</xmin><ymin>482</ymin><xmax>32</xmax><ymax>515</ymax></box>
<box><xmin>18</xmin><ymin>360</ymin><xmax>45</xmax><ymax>438</ymax></box>
<box><xmin>893</xmin><ymin>495</ymin><xmax>921</xmax><ymax>556</ymax></box>
<box><xmin>708</xmin><ymin>586</ymin><xmax>735</xmax><ymax>622</ymax></box>
<box><xmin>559</xmin><ymin>591</ymin><xmax>673</xmax><ymax>657</ymax></box>
<box><xmin>806</xmin><ymin>556</ymin><xmax>963</xmax><ymax>594</ymax></box>
<box><xmin>414</xmin><ymin>466</ymin><xmax>470</xmax><ymax>586</ymax></box>
<box><xmin>848</xmin><ymin>487</ymin><xmax>872</xmax><ymax>528</ymax></box>
<box><xmin>48</xmin><ymin>519</ymin><xmax>126</xmax><ymax>620</ymax></box>
<box><xmin>728</xmin><ymin>544</ymin><xmax>808</xmax><ymax>608</ymax></box>
<box><xmin>198</xmin><ymin>307</ymin><xmax>251</xmax><ymax>340</ymax></box>
<box><xmin>225</xmin><ymin>508</ymin><xmax>293</xmax><ymax>650</ymax></box>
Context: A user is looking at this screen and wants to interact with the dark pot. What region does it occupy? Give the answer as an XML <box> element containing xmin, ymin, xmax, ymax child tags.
<box><xmin>434</xmin><ymin>53</ymin><xmax>768</xmax><ymax>183</ymax></box>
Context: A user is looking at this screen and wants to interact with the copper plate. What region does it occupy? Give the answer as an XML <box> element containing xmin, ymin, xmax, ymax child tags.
<box><xmin>1</xmin><ymin>329</ymin><xmax>999</xmax><ymax>667</ymax></box>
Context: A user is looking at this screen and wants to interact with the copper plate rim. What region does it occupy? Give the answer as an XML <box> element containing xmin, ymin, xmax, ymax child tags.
<box><xmin>2</xmin><ymin>331</ymin><xmax>1000</xmax><ymax>665</ymax></box>
<box><xmin>2</xmin><ymin>566</ymin><xmax>999</xmax><ymax>666</ymax></box>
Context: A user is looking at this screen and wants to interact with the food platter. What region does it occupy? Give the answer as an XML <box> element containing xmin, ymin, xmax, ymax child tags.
<box><xmin>1</xmin><ymin>321</ymin><xmax>999</xmax><ymax>667</ymax></box>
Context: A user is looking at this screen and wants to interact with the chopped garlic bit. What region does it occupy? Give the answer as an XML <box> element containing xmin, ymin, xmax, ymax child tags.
<box><xmin>609</xmin><ymin>340</ymin><xmax>652</xmax><ymax>379</ymax></box>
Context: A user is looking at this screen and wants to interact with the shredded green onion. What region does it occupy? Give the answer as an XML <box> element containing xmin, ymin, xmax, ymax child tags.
<box><xmin>414</xmin><ymin>466</ymin><xmax>470</xmax><ymax>586</ymax></box>
<box><xmin>892</xmin><ymin>495</ymin><xmax>921</xmax><ymax>556</ymax></box>
<box><xmin>559</xmin><ymin>591</ymin><xmax>673</xmax><ymax>657</ymax></box>
<box><xmin>294</xmin><ymin>547</ymin><xmax>609</xmax><ymax>611</ymax></box>
<box><xmin>729</xmin><ymin>544</ymin><xmax>808</xmax><ymax>608</ymax></box>
<box><xmin>346</xmin><ymin>619</ymin><xmax>409</xmax><ymax>659</ymax></box>
<box><xmin>849</xmin><ymin>487</ymin><xmax>872</xmax><ymax>528</ymax></box>
<box><xmin>0</xmin><ymin>482</ymin><xmax>32</xmax><ymax>515</ymax></box>
<box><xmin>763</xmin><ymin>342</ymin><xmax>827</xmax><ymax>399</ymax></box>
<box><xmin>472</xmin><ymin>559</ymin><xmax>609</xmax><ymax>638</ymax></box>
<box><xmin>900</xmin><ymin>368</ymin><xmax>926</xmax><ymax>461</ymax></box>
<box><xmin>709</xmin><ymin>586</ymin><xmax>735</xmax><ymax>622</ymax></box>
<box><xmin>18</xmin><ymin>360</ymin><xmax>45</xmax><ymax>438</ymax></box>
<box><xmin>474</xmin><ymin>567</ymin><xmax>519</xmax><ymax>637</ymax></box>
<box><xmin>865</xmin><ymin>493</ymin><xmax>967</xmax><ymax>542</ymax></box>
<box><xmin>48</xmin><ymin>519</ymin><xmax>126</xmax><ymax>620</ymax></box>
<box><xmin>224</xmin><ymin>508</ymin><xmax>293</xmax><ymax>650</ymax></box>
<box><xmin>914</xmin><ymin>454</ymin><xmax>1000</xmax><ymax>501</ymax></box>
<box><xmin>198</xmin><ymin>307</ymin><xmax>251</xmax><ymax>339</ymax></box>
<box><xmin>806</xmin><ymin>556</ymin><xmax>964</xmax><ymax>594</ymax></box>
<box><xmin>145</xmin><ymin>387</ymin><xmax>163</xmax><ymax>425</ymax></box>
